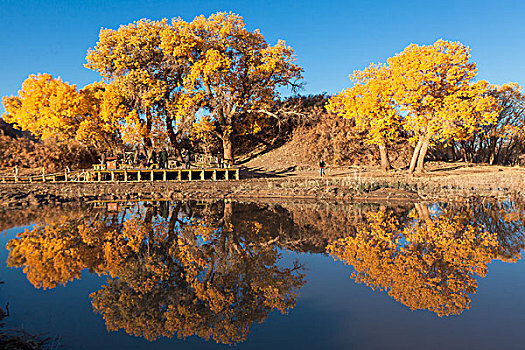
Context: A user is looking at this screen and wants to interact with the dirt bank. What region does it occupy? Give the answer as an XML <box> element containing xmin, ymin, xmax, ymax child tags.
<box><xmin>1</xmin><ymin>163</ymin><xmax>524</xmax><ymax>207</ymax></box>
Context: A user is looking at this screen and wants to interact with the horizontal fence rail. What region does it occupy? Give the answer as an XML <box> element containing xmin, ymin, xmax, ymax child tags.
<box><xmin>0</xmin><ymin>167</ymin><xmax>240</xmax><ymax>183</ymax></box>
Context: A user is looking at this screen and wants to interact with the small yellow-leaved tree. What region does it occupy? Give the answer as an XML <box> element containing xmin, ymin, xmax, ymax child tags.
<box><xmin>2</xmin><ymin>74</ymin><xmax>83</xmax><ymax>141</ymax></box>
<box><xmin>2</xmin><ymin>74</ymin><xmax>121</xmax><ymax>151</ymax></box>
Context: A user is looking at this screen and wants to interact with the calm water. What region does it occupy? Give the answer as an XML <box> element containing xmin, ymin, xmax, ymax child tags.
<box><xmin>1</xmin><ymin>199</ymin><xmax>525</xmax><ymax>349</ymax></box>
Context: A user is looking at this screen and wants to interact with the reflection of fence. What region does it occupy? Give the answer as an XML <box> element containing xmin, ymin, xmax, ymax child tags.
<box><xmin>0</xmin><ymin>167</ymin><xmax>240</xmax><ymax>183</ymax></box>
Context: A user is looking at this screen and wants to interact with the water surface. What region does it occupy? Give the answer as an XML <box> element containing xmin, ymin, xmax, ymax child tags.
<box><xmin>1</xmin><ymin>199</ymin><xmax>525</xmax><ymax>349</ymax></box>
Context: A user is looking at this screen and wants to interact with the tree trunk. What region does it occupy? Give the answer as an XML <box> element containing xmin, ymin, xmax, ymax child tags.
<box><xmin>165</xmin><ymin>115</ymin><xmax>182</xmax><ymax>161</ymax></box>
<box><xmin>415</xmin><ymin>138</ymin><xmax>429</xmax><ymax>173</ymax></box>
<box><xmin>461</xmin><ymin>145</ymin><xmax>470</xmax><ymax>166</ymax></box>
<box><xmin>378</xmin><ymin>144</ymin><xmax>391</xmax><ymax>172</ymax></box>
<box><xmin>487</xmin><ymin>128</ymin><xmax>498</xmax><ymax>164</ymax></box>
<box><xmin>143</xmin><ymin>109</ymin><xmax>153</xmax><ymax>155</ymax></box>
<box><xmin>168</xmin><ymin>202</ymin><xmax>181</xmax><ymax>240</ymax></box>
<box><xmin>408</xmin><ymin>137</ymin><xmax>424</xmax><ymax>174</ymax></box>
<box><xmin>224</xmin><ymin>201</ymin><xmax>232</xmax><ymax>226</ymax></box>
<box><xmin>414</xmin><ymin>203</ymin><xmax>431</xmax><ymax>220</ymax></box>
<box><xmin>446</xmin><ymin>144</ymin><xmax>455</xmax><ymax>161</ymax></box>
<box><xmin>223</xmin><ymin>132</ymin><xmax>233</xmax><ymax>166</ymax></box>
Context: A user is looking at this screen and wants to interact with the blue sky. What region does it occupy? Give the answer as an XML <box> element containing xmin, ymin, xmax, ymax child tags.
<box><xmin>1</xmin><ymin>0</ymin><xmax>524</xmax><ymax>113</ymax></box>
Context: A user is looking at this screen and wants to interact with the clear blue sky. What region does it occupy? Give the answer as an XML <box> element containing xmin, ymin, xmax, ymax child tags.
<box><xmin>1</xmin><ymin>0</ymin><xmax>524</xmax><ymax>113</ymax></box>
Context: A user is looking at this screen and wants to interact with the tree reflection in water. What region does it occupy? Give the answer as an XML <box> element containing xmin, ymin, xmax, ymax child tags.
<box><xmin>6</xmin><ymin>200</ymin><xmax>305</xmax><ymax>344</ymax></box>
<box><xmin>5</xmin><ymin>199</ymin><xmax>525</xmax><ymax>342</ymax></box>
<box><xmin>327</xmin><ymin>201</ymin><xmax>525</xmax><ymax>317</ymax></box>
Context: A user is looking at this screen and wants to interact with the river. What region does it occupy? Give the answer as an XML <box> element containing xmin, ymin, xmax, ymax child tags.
<box><xmin>1</xmin><ymin>199</ymin><xmax>524</xmax><ymax>349</ymax></box>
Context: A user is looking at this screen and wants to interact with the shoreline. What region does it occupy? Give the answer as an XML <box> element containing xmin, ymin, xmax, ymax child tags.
<box><xmin>1</xmin><ymin>166</ymin><xmax>524</xmax><ymax>207</ymax></box>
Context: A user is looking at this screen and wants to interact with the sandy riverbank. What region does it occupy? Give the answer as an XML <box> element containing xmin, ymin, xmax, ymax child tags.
<box><xmin>1</xmin><ymin>163</ymin><xmax>524</xmax><ymax>207</ymax></box>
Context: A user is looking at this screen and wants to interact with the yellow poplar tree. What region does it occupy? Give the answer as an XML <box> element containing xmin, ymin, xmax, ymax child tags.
<box><xmin>86</xmin><ymin>18</ymin><xmax>191</xmax><ymax>156</ymax></box>
<box><xmin>327</xmin><ymin>207</ymin><xmax>499</xmax><ymax>316</ymax></box>
<box><xmin>2</xmin><ymin>74</ymin><xmax>121</xmax><ymax>151</ymax></box>
<box><xmin>327</xmin><ymin>64</ymin><xmax>401</xmax><ymax>171</ymax></box>
<box><xmin>161</xmin><ymin>12</ymin><xmax>303</xmax><ymax>165</ymax></box>
<box><xmin>2</xmin><ymin>74</ymin><xmax>83</xmax><ymax>141</ymax></box>
<box><xmin>387</xmin><ymin>39</ymin><xmax>499</xmax><ymax>173</ymax></box>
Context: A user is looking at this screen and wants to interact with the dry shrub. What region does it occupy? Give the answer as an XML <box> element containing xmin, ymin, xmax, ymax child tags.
<box><xmin>291</xmin><ymin>113</ymin><xmax>368</xmax><ymax>165</ymax></box>
<box><xmin>290</xmin><ymin>113</ymin><xmax>412</xmax><ymax>168</ymax></box>
<box><xmin>0</xmin><ymin>130</ymin><xmax>98</xmax><ymax>172</ymax></box>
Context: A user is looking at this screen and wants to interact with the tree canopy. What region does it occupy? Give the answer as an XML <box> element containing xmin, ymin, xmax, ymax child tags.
<box><xmin>328</xmin><ymin>39</ymin><xmax>500</xmax><ymax>173</ymax></box>
<box><xmin>327</xmin><ymin>64</ymin><xmax>401</xmax><ymax>171</ymax></box>
<box><xmin>2</xmin><ymin>74</ymin><xmax>122</xmax><ymax>152</ymax></box>
<box><xmin>85</xmin><ymin>13</ymin><xmax>302</xmax><ymax>163</ymax></box>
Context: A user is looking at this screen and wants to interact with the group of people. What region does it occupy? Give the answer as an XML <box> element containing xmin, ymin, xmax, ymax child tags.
<box><xmin>146</xmin><ymin>149</ymin><xmax>171</xmax><ymax>169</ymax></box>
<box><xmin>138</xmin><ymin>149</ymin><xmax>192</xmax><ymax>169</ymax></box>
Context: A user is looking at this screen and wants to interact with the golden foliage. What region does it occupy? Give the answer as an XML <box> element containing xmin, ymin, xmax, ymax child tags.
<box><xmin>327</xmin><ymin>206</ymin><xmax>500</xmax><ymax>316</ymax></box>
<box><xmin>7</xmin><ymin>201</ymin><xmax>304</xmax><ymax>344</ymax></box>
<box><xmin>3</xmin><ymin>74</ymin><xmax>83</xmax><ymax>141</ymax></box>
<box><xmin>6</xmin><ymin>218</ymin><xmax>102</xmax><ymax>289</ymax></box>
<box><xmin>160</xmin><ymin>12</ymin><xmax>303</xmax><ymax>161</ymax></box>
<box><xmin>84</xmin><ymin>13</ymin><xmax>302</xmax><ymax>158</ymax></box>
<box><xmin>327</xmin><ymin>64</ymin><xmax>401</xmax><ymax>148</ymax></box>
<box><xmin>328</xmin><ymin>40</ymin><xmax>500</xmax><ymax>172</ymax></box>
<box><xmin>2</xmin><ymin>74</ymin><xmax>121</xmax><ymax>151</ymax></box>
<box><xmin>7</xmin><ymin>199</ymin><xmax>525</xmax><ymax>333</ymax></box>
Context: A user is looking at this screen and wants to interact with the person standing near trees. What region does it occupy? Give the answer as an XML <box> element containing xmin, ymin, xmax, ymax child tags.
<box><xmin>150</xmin><ymin>150</ymin><xmax>157</xmax><ymax>169</ymax></box>
<box><xmin>159</xmin><ymin>149</ymin><xmax>169</xmax><ymax>169</ymax></box>
<box><xmin>183</xmin><ymin>149</ymin><xmax>191</xmax><ymax>169</ymax></box>
<box><xmin>217</xmin><ymin>152</ymin><xmax>223</xmax><ymax>168</ymax></box>
<box><xmin>319</xmin><ymin>159</ymin><xmax>326</xmax><ymax>177</ymax></box>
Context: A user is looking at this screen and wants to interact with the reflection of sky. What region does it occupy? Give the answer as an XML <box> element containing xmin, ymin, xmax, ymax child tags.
<box><xmin>1</xmin><ymin>203</ymin><xmax>525</xmax><ymax>349</ymax></box>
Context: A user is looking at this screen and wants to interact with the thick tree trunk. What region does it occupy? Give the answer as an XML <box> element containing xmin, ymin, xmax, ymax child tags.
<box><xmin>461</xmin><ymin>145</ymin><xmax>470</xmax><ymax>166</ymax></box>
<box><xmin>168</xmin><ymin>202</ymin><xmax>181</xmax><ymax>240</ymax></box>
<box><xmin>415</xmin><ymin>138</ymin><xmax>430</xmax><ymax>173</ymax></box>
<box><xmin>224</xmin><ymin>201</ymin><xmax>232</xmax><ymax>226</ymax></box>
<box><xmin>143</xmin><ymin>109</ymin><xmax>153</xmax><ymax>155</ymax></box>
<box><xmin>378</xmin><ymin>144</ymin><xmax>391</xmax><ymax>172</ymax></box>
<box><xmin>408</xmin><ymin>137</ymin><xmax>424</xmax><ymax>174</ymax></box>
<box><xmin>223</xmin><ymin>132</ymin><xmax>233</xmax><ymax>167</ymax></box>
<box><xmin>144</xmin><ymin>207</ymin><xmax>154</xmax><ymax>244</ymax></box>
<box><xmin>446</xmin><ymin>144</ymin><xmax>455</xmax><ymax>161</ymax></box>
<box><xmin>414</xmin><ymin>203</ymin><xmax>431</xmax><ymax>220</ymax></box>
<box><xmin>165</xmin><ymin>116</ymin><xmax>183</xmax><ymax>161</ymax></box>
<box><xmin>486</xmin><ymin>127</ymin><xmax>498</xmax><ymax>164</ymax></box>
